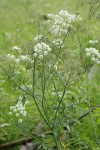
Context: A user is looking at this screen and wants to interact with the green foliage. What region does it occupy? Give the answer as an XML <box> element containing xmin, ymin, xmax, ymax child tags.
<box><xmin>0</xmin><ymin>0</ymin><xmax>100</xmax><ymax>150</ymax></box>
<box><xmin>0</xmin><ymin>118</ymin><xmax>10</xmax><ymax>142</ymax></box>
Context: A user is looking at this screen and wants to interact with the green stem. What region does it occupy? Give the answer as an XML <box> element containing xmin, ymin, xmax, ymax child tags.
<box><xmin>32</xmin><ymin>59</ymin><xmax>52</xmax><ymax>131</ymax></box>
<box><xmin>53</xmin><ymin>72</ymin><xmax>72</xmax><ymax>129</ymax></box>
<box><xmin>53</xmin><ymin>132</ymin><xmax>62</xmax><ymax>150</ymax></box>
<box><xmin>86</xmin><ymin>70</ymin><xmax>98</xmax><ymax>142</ymax></box>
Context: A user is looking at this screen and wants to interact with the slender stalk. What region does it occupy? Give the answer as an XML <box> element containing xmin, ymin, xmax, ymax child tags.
<box><xmin>53</xmin><ymin>72</ymin><xmax>72</xmax><ymax>129</ymax></box>
<box><xmin>32</xmin><ymin>59</ymin><xmax>63</xmax><ymax>149</ymax></box>
<box><xmin>86</xmin><ymin>70</ymin><xmax>98</xmax><ymax>142</ymax></box>
<box><xmin>32</xmin><ymin>59</ymin><xmax>52</xmax><ymax>131</ymax></box>
<box><xmin>53</xmin><ymin>132</ymin><xmax>62</xmax><ymax>150</ymax></box>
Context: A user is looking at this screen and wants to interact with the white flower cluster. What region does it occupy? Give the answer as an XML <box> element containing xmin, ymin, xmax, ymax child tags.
<box><xmin>6</xmin><ymin>46</ymin><xmax>21</xmax><ymax>64</ymax></box>
<box><xmin>20</xmin><ymin>55</ymin><xmax>34</xmax><ymax>65</ymax></box>
<box><xmin>20</xmin><ymin>55</ymin><xmax>30</xmax><ymax>61</ymax></box>
<box><xmin>7</xmin><ymin>54</ymin><xmax>20</xmax><ymax>64</ymax></box>
<box><xmin>53</xmin><ymin>38</ymin><xmax>63</xmax><ymax>48</ymax></box>
<box><xmin>47</xmin><ymin>10</ymin><xmax>81</xmax><ymax>36</ymax></box>
<box><xmin>59</xmin><ymin>10</ymin><xmax>82</xmax><ymax>22</ymax></box>
<box><xmin>7</xmin><ymin>54</ymin><xmax>15</xmax><ymax>60</ymax></box>
<box><xmin>9</xmin><ymin>100</ymin><xmax>29</xmax><ymax>123</ymax></box>
<box><xmin>34</xmin><ymin>42</ymin><xmax>51</xmax><ymax>59</ymax></box>
<box><xmin>85</xmin><ymin>47</ymin><xmax>100</xmax><ymax>64</ymax></box>
<box><xmin>12</xmin><ymin>46</ymin><xmax>21</xmax><ymax>51</ymax></box>
<box><xmin>89</xmin><ymin>40</ymin><xmax>98</xmax><ymax>44</ymax></box>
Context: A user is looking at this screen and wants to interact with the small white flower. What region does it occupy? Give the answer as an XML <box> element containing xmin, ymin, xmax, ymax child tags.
<box><xmin>9</xmin><ymin>112</ymin><xmax>12</xmax><ymax>115</ymax></box>
<box><xmin>38</xmin><ymin>49</ymin><xmax>42</xmax><ymax>54</ymax></box>
<box><xmin>24</xmin><ymin>111</ymin><xmax>27</xmax><ymax>114</ymax></box>
<box><xmin>20</xmin><ymin>110</ymin><xmax>24</xmax><ymax>114</ymax></box>
<box><xmin>22</xmin><ymin>106</ymin><xmax>25</xmax><ymax>110</ymax></box>
<box><xmin>47</xmin><ymin>48</ymin><xmax>51</xmax><ymax>52</ymax></box>
<box><xmin>34</xmin><ymin>48</ymin><xmax>39</xmax><ymax>53</ymax></box>
<box><xmin>15</xmin><ymin>113</ymin><xmax>19</xmax><ymax>117</ymax></box>
<box><xmin>36</xmin><ymin>43</ymin><xmax>42</xmax><ymax>49</ymax></box>
<box><xmin>16</xmin><ymin>104</ymin><xmax>21</xmax><ymax>108</ymax></box>
<box><xmin>51</xmin><ymin>92</ymin><xmax>56</xmax><ymax>95</ymax></box>
<box><xmin>10</xmin><ymin>106</ymin><xmax>15</xmax><ymax>110</ymax></box>
<box><xmin>54</xmin><ymin>65</ymin><xmax>57</xmax><ymax>70</ymax></box>
<box><xmin>39</xmin><ymin>55</ymin><xmax>43</xmax><ymax>59</ymax></box>
<box><xmin>44</xmin><ymin>51</ymin><xmax>48</xmax><ymax>55</ymax></box>
<box><xmin>86</xmin><ymin>52</ymin><xmax>90</xmax><ymax>57</ymax></box>
<box><xmin>34</xmin><ymin>53</ymin><xmax>38</xmax><ymax>58</ymax></box>
<box><xmin>22</xmin><ymin>111</ymin><xmax>27</xmax><ymax>116</ymax></box>
<box><xmin>13</xmin><ymin>109</ymin><xmax>17</xmax><ymax>112</ymax></box>
<box><xmin>18</xmin><ymin>119</ymin><xmax>23</xmax><ymax>123</ymax></box>
<box><xmin>96</xmin><ymin>60</ymin><xmax>100</xmax><ymax>64</ymax></box>
<box><xmin>91</xmin><ymin>57</ymin><xmax>96</xmax><ymax>62</ymax></box>
<box><xmin>17</xmin><ymin>107</ymin><xmax>21</xmax><ymax>111</ymax></box>
<box><xmin>15</xmin><ymin>59</ymin><xmax>20</xmax><ymax>64</ymax></box>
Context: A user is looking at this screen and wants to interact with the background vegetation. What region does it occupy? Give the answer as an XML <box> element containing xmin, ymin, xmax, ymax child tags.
<box><xmin>0</xmin><ymin>0</ymin><xmax>100</xmax><ymax>149</ymax></box>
